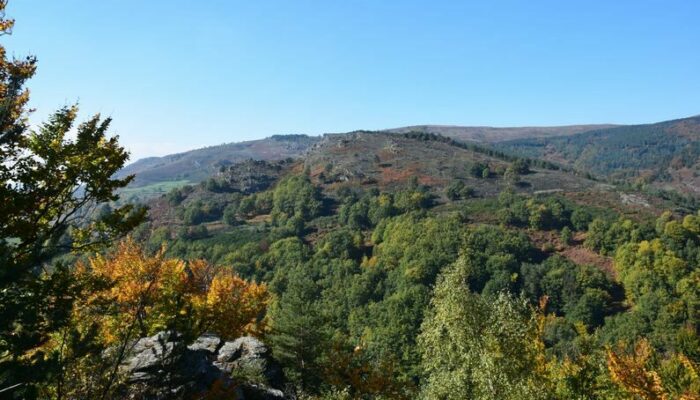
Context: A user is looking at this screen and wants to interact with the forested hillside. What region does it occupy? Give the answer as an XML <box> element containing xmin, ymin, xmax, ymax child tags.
<box><xmin>496</xmin><ymin>116</ymin><xmax>700</xmax><ymax>195</ymax></box>
<box><xmin>124</xmin><ymin>149</ymin><xmax>700</xmax><ymax>399</ymax></box>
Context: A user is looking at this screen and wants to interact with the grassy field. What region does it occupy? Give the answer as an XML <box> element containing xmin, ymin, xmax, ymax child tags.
<box><xmin>118</xmin><ymin>180</ymin><xmax>191</xmax><ymax>203</ymax></box>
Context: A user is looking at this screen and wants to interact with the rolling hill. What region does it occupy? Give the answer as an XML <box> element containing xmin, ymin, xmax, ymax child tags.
<box><xmin>494</xmin><ymin>115</ymin><xmax>700</xmax><ymax>195</ymax></box>
<box><xmin>117</xmin><ymin>116</ymin><xmax>700</xmax><ymax>201</ymax></box>
<box><xmin>116</xmin><ymin>134</ymin><xmax>320</xmax><ymax>187</ymax></box>
<box><xmin>303</xmin><ymin>131</ymin><xmax>599</xmax><ymax>197</ymax></box>
<box><xmin>119</xmin><ymin>125</ymin><xmax>613</xmax><ymax>190</ymax></box>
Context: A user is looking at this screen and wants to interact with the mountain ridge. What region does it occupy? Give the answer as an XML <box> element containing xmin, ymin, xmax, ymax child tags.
<box><xmin>118</xmin><ymin>115</ymin><xmax>700</xmax><ymax>199</ymax></box>
<box><xmin>384</xmin><ymin>123</ymin><xmax>620</xmax><ymax>143</ymax></box>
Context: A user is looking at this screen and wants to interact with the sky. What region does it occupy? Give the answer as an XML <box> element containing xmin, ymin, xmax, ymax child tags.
<box><xmin>5</xmin><ymin>1</ymin><xmax>700</xmax><ymax>161</ymax></box>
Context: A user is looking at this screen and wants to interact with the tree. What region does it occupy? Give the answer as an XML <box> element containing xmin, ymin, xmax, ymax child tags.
<box><xmin>512</xmin><ymin>159</ymin><xmax>530</xmax><ymax>175</ymax></box>
<box><xmin>607</xmin><ymin>340</ymin><xmax>668</xmax><ymax>400</ymax></box>
<box><xmin>222</xmin><ymin>203</ymin><xmax>240</xmax><ymax>226</ymax></box>
<box><xmin>503</xmin><ymin>166</ymin><xmax>519</xmax><ymax>185</ymax></box>
<box><xmin>272</xmin><ymin>175</ymin><xmax>322</xmax><ymax>223</ymax></box>
<box><xmin>418</xmin><ymin>256</ymin><xmax>551</xmax><ymax>400</ymax></box>
<box><xmin>445</xmin><ymin>180</ymin><xmax>474</xmax><ymax>201</ymax></box>
<box><xmin>45</xmin><ymin>240</ymin><xmax>268</xmax><ymax>398</ymax></box>
<box><xmin>571</xmin><ymin>209</ymin><xmax>592</xmax><ymax>231</ymax></box>
<box><xmin>0</xmin><ymin>5</ymin><xmax>145</xmax><ymax>396</ymax></box>
<box><xmin>469</xmin><ymin>162</ymin><xmax>488</xmax><ymax>178</ymax></box>
<box><xmin>446</xmin><ymin>180</ymin><xmax>465</xmax><ymax>200</ymax></box>
<box><xmin>267</xmin><ymin>271</ymin><xmax>328</xmax><ymax>391</ymax></box>
<box><xmin>561</xmin><ymin>226</ymin><xmax>573</xmax><ymax>245</ymax></box>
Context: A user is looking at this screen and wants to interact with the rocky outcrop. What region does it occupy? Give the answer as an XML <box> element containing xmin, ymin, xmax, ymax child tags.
<box><xmin>218</xmin><ymin>159</ymin><xmax>290</xmax><ymax>194</ymax></box>
<box><xmin>119</xmin><ymin>331</ymin><xmax>285</xmax><ymax>399</ymax></box>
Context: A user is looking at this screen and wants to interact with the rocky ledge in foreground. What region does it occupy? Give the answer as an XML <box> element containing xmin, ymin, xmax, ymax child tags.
<box><xmin>120</xmin><ymin>331</ymin><xmax>286</xmax><ymax>399</ymax></box>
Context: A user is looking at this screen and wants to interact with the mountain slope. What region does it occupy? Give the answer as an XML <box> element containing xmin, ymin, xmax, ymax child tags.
<box><xmin>117</xmin><ymin>135</ymin><xmax>320</xmax><ymax>186</ymax></box>
<box><xmin>303</xmin><ymin>131</ymin><xmax>599</xmax><ymax>197</ymax></box>
<box><xmin>495</xmin><ymin>116</ymin><xmax>700</xmax><ymax>194</ymax></box>
<box><xmin>385</xmin><ymin>124</ymin><xmax>618</xmax><ymax>143</ymax></box>
<box><xmin>119</xmin><ymin>125</ymin><xmax>616</xmax><ymax>188</ymax></box>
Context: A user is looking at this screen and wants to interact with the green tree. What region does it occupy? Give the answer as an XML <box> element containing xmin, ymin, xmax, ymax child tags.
<box><xmin>418</xmin><ymin>257</ymin><xmax>551</xmax><ymax>400</ymax></box>
<box><xmin>511</xmin><ymin>159</ymin><xmax>530</xmax><ymax>175</ymax></box>
<box><xmin>0</xmin><ymin>7</ymin><xmax>145</xmax><ymax>396</ymax></box>
<box><xmin>446</xmin><ymin>180</ymin><xmax>465</xmax><ymax>200</ymax></box>
<box><xmin>445</xmin><ymin>180</ymin><xmax>474</xmax><ymax>201</ymax></box>
<box><xmin>267</xmin><ymin>272</ymin><xmax>329</xmax><ymax>391</ymax></box>
<box><xmin>561</xmin><ymin>226</ymin><xmax>573</xmax><ymax>245</ymax></box>
<box><xmin>223</xmin><ymin>203</ymin><xmax>240</xmax><ymax>226</ymax></box>
<box><xmin>503</xmin><ymin>166</ymin><xmax>519</xmax><ymax>185</ymax></box>
<box><xmin>272</xmin><ymin>175</ymin><xmax>322</xmax><ymax>223</ymax></box>
<box><xmin>571</xmin><ymin>208</ymin><xmax>592</xmax><ymax>231</ymax></box>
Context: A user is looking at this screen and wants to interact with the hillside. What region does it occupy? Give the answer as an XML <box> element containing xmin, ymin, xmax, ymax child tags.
<box><xmin>121</xmin><ymin>125</ymin><xmax>700</xmax><ymax>399</ymax></box>
<box><xmin>303</xmin><ymin>131</ymin><xmax>600</xmax><ymax>197</ymax></box>
<box><xmin>118</xmin><ymin>125</ymin><xmax>615</xmax><ymax>188</ymax></box>
<box><xmin>116</xmin><ymin>116</ymin><xmax>700</xmax><ymax>205</ymax></box>
<box><xmin>116</xmin><ymin>134</ymin><xmax>319</xmax><ymax>187</ymax></box>
<box><xmin>495</xmin><ymin>115</ymin><xmax>700</xmax><ymax>195</ymax></box>
<box><xmin>385</xmin><ymin>124</ymin><xmax>618</xmax><ymax>142</ymax></box>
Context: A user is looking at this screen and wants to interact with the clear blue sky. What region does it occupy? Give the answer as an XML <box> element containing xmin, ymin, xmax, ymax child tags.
<box><xmin>5</xmin><ymin>1</ymin><xmax>700</xmax><ymax>161</ymax></box>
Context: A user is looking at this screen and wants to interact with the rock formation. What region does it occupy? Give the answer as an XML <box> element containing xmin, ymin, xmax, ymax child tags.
<box><xmin>119</xmin><ymin>331</ymin><xmax>285</xmax><ymax>399</ymax></box>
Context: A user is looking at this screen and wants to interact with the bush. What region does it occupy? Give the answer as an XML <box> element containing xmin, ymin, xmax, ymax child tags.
<box><xmin>561</xmin><ymin>226</ymin><xmax>573</xmax><ymax>245</ymax></box>
<box><xmin>445</xmin><ymin>180</ymin><xmax>474</xmax><ymax>201</ymax></box>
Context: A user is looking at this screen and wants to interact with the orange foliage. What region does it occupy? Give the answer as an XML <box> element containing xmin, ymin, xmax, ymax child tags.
<box><xmin>322</xmin><ymin>341</ymin><xmax>414</xmax><ymax>399</ymax></box>
<box><xmin>76</xmin><ymin>238</ymin><xmax>268</xmax><ymax>344</ymax></box>
<box><xmin>607</xmin><ymin>340</ymin><xmax>667</xmax><ymax>400</ymax></box>
<box><xmin>193</xmin><ymin>268</ymin><xmax>268</xmax><ymax>339</ymax></box>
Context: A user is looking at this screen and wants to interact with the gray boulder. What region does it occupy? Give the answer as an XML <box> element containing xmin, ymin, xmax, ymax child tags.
<box><xmin>215</xmin><ymin>336</ymin><xmax>284</xmax><ymax>389</ymax></box>
<box><xmin>119</xmin><ymin>332</ymin><xmax>285</xmax><ymax>399</ymax></box>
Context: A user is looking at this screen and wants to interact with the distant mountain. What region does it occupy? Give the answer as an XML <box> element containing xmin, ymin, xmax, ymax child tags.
<box><xmin>117</xmin><ymin>135</ymin><xmax>320</xmax><ymax>187</ymax></box>
<box><xmin>118</xmin><ymin>116</ymin><xmax>700</xmax><ymax>198</ymax></box>
<box><xmin>385</xmin><ymin>124</ymin><xmax>619</xmax><ymax>143</ymax></box>
<box><xmin>120</xmin><ymin>125</ymin><xmax>614</xmax><ymax>188</ymax></box>
<box><xmin>303</xmin><ymin>131</ymin><xmax>599</xmax><ymax>197</ymax></box>
<box><xmin>494</xmin><ymin>116</ymin><xmax>700</xmax><ymax>195</ymax></box>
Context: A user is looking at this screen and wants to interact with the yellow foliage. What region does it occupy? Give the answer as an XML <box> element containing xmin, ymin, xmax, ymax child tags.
<box><xmin>681</xmin><ymin>213</ymin><xmax>700</xmax><ymax>235</ymax></box>
<box><xmin>194</xmin><ymin>269</ymin><xmax>268</xmax><ymax>339</ymax></box>
<box><xmin>607</xmin><ymin>340</ymin><xmax>667</xmax><ymax>400</ymax></box>
<box><xmin>75</xmin><ymin>238</ymin><xmax>268</xmax><ymax>345</ymax></box>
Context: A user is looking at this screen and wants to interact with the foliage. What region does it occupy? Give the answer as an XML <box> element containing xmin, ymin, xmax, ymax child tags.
<box><xmin>521</xmin><ymin>255</ymin><xmax>616</xmax><ymax>329</ymax></box>
<box><xmin>0</xmin><ymin>5</ymin><xmax>146</xmax><ymax>396</ymax></box>
<box><xmin>267</xmin><ymin>272</ymin><xmax>328</xmax><ymax>391</ymax></box>
<box><xmin>272</xmin><ymin>175</ymin><xmax>323</xmax><ymax>223</ymax></box>
<box><xmin>602</xmin><ymin>212</ymin><xmax>700</xmax><ymax>356</ymax></box>
<box><xmin>76</xmin><ymin>239</ymin><xmax>268</xmax><ymax>343</ymax></box>
<box><xmin>445</xmin><ymin>180</ymin><xmax>474</xmax><ymax>200</ymax></box>
<box><xmin>40</xmin><ymin>239</ymin><xmax>268</xmax><ymax>398</ymax></box>
<box><xmin>418</xmin><ymin>257</ymin><xmax>550</xmax><ymax>400</ymax></box>
<box><xmin>607</xmin><ymin>339</ymin><xmax>700</xmax><ymax>400</ymax></box>
<box><xmin>561</xmin><ymin>226</ymin><xmax>573</xmax><ymax>245</ymax></box>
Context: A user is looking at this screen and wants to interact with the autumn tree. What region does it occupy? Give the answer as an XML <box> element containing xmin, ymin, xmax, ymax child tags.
<box><xmin>78</xmin><ymin>239</ymin><xmax>267</xmax><ymax>342</ymax></box>
<box><xmin>605</xmin><ymin>339</ymin><xmax>700</xmax><ymax>399</ymax></box>
<box><xmin>0</xmin><ymin>4</ymin><xmax>145</xmax><ymax>397</ymax></box>
<box><xmin>43</xmin><ymin>239</ymin><xmax>268</xmax><ymax>398</ymax></box>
